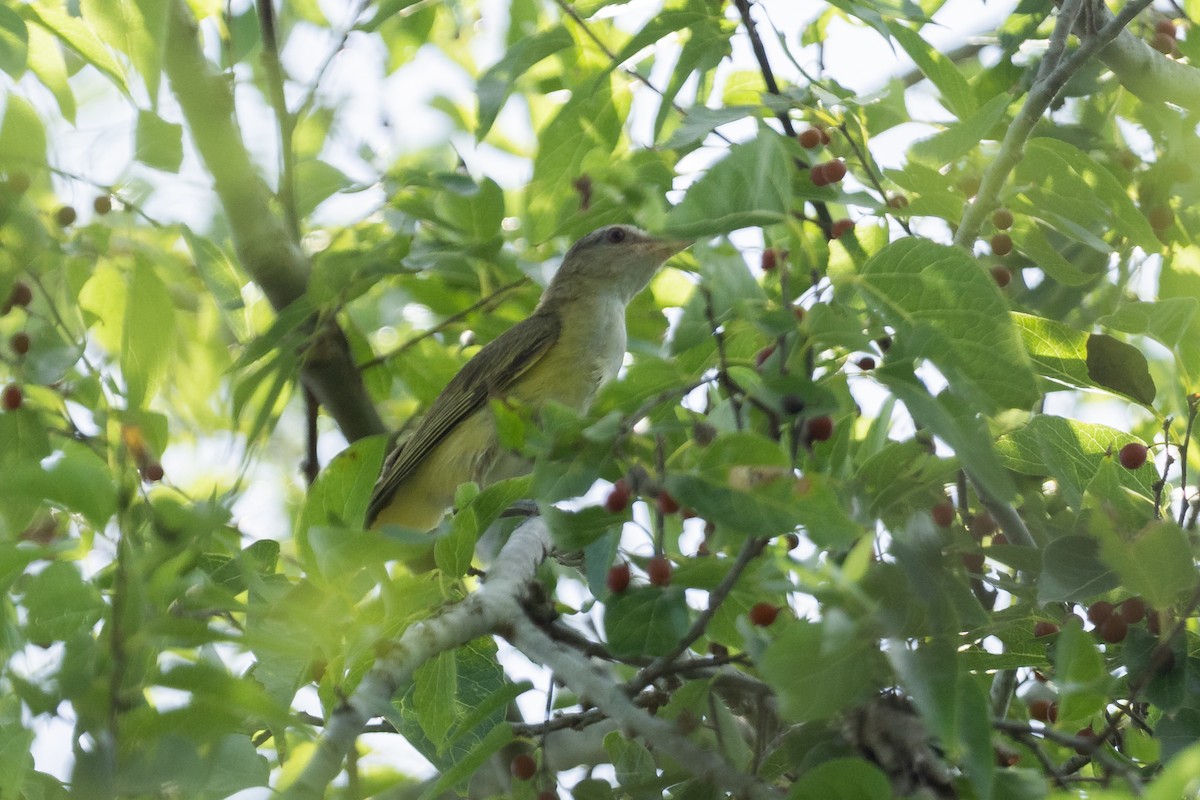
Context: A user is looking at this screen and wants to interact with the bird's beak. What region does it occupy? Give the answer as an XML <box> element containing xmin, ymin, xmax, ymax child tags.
<box><xmin>648</xmin><ymin>237</ymin><xmax>693</xmax><ymax>261</ymax></box>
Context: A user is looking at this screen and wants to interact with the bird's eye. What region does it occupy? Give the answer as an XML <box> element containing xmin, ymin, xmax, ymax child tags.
<box><xmin>605</xmin><ymin>228</ymin><xmax>627</xmax><ymax>244</ymax></box>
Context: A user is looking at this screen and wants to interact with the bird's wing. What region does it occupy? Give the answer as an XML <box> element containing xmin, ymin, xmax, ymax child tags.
<box><xmin>365</xmin><ymin>311</ymin><xmax>562</xmax><ymax>525</ymax></box>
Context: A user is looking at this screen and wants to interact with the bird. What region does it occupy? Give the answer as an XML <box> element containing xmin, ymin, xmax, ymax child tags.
<box><xmin>365</xmin><ymin>224</ymin><xmax>689</xmax><ymax>534</ymax></box>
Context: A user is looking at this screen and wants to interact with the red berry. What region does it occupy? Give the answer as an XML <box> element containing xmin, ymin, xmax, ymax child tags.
<box><xmin>991</xmin><ymin>532</ymin><xmax>1009</xmax><ymax>545</ymax></box>
<box><xmin>1118</xmin><ymin>442</ymin><xmax>1148</xmax><ymax>469</ymax></box>
<box><xmin>1098</xmin><ymin>614</ymin><xmax>1128</xmax><ymax>644</ymax></box>
<box><xmin>760</xmin><ymin>248</ymin><xmax>780</xmax><ymax>272</ymax></box>
<box><xmin>1151</xmin><ymin>31</ymin><xmax>1176</xmax><ymax>54</ymax></box>
<box><xmin>819</xmin><ymin>128</ymin><xmax>831</xmax><ymax>145</ymax></box>
<box><xmin>755</xmin><ymin>344</ymin><xmax>776</xmax><ymax>369</ymax></box>
<box><xmin>8</xmin><ymin>281</ymin><xmax>32</xmax><ymax>308</ymax></box>
<box><xmin>961</xmin><ymin>552</ymin><xmax>985</xmax><ymax>573</ymax></box>
<box><xmin>798</xmin><ymin>127</ymin><xmax>822</xmax><ymax>149</ymax></box>
<box><xmin>1157</xmin><ymin>19</ymin><xmax>1178</xmax><ymax>38</ymax></box>
<box><xmin>990</xmin><ymin>232</ymin><xmax>1013</xmax><ymax>256</ymax></box>
<box><xmin>806</xmin><ymin>415</ymin><xmax>834</xmax><ymax>442</ymax></box>
<box><xmin>992</xmin><ymin>208</ymin><xmax>1014</xmax><ymax>230</ymax></box>
<box><xmin>93</xmin><ymin>195</ymin><xmax>112</xmax><ymax>215</ymax></box>
<box><xmin>990</xmin><ymin>265</ymin><xmax>1012</xmax><ymax>288</ymax></box>
<box><xmin>54</xmin><ymin>205</ymin><xmax>77</xmax><ymax>227</ymax></box>
<box><xmin>823</xmin><ymin>159</ymin><xmax>847</xmax><ymax>184</ymax></box>
<box><xmin>1118</xmin><ymin>596</ymin><xmax>1146</xmax><ymax>624</ymax></box>
<box><xmin>1086</xmin><ymin>600</ymin><xmax>1115</xmax><ymax>625</ymax></box>
<box><xmin>510</xmin><ymin>753</ymin><xmax>537</xmax><ymax>781</ymax></box>
<box><xmin>1029</xmin><ymin>699</ymin><xmax>1058</xmax><ymax>723</ymax></box>
<box><xmin>1074</xmin><ymin>727</ymin><xmax>1098</xmax><ymax>755</ymax></box>
<box><xmin>1148</xmin><ymin>206</ymin><xmax>1174</xmax><ymax>231</ymax></box>
<box><xmin>656</xmin><ymin>490</ymin><xmax>680</xmax><ymax>515</ymax></box>
<box><xmin>604</xmin><ymin>479</ymin><xmax>631</xmax><ymax>513</ymax></box>
<box><xmin>647</xmin><ymin>556</ymin><xmax>672</xmax><ymax>587</ymax></box>
<box><xmin>970</xmin><ymin>512</ymin><xmax>998</xmax><ymax>538</ymax></box>
<box><xmin>2</xmin><ymin>384</ymin><xmax>22</xmax><ymax>410</ymax></box>
<box><xmin>10</xmin><ymin>332</ymin><xmax>29</xmax><ymax>355</ymax></box>
<box><xmin>856</xmin><ymin>355</ymin><xmax>875</xmax><ymax>370</ymax></box>
<box><xmin>1033</xmin><ymin>621</ymin><xmax>1060</xmax><ymax>638</ymax></box>
<box><xmin>830</xmin><ymin>218</ymin><xmax>854</xmax><ymax>239</ymax></box>
<box><xmin>607</xmin><ymin>562</ymin><xmax>631</xmax><ymax>593</ymax></box>
<box><xmin>931</xmin><ymin>501</ymin><xmax>956</xmax><ymax>528</ymax></box>
<box><xmin>537</xmin><ymin>792</ymin><xmax>558</xmax><ymax>800</ymax></box>
<box><xmin>810</xmin><ymin>163</ymin><xmax>829</xmax><ymax>187</ymax></box>
<box><xmin>142</xmin><ymin>461</ymin><xmax>165</xmax><ymax>482</ymax></box>
<box><xmin>749</xmin><ymin>602</ymin><xmax>780</xmax><ymax>627</ymax></box>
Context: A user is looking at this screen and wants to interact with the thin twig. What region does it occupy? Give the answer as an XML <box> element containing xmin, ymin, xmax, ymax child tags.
<box><xmin>629</xmin><ymin>536</ymin><xmax>768</xmax><ymax>691</ymax></box>
<box><xmin>1152</xmin><ymin>417</ymin><xmax>1174</xmax><ymax>520</ymax></box>
<box><xmin>702</xmin><ymin>287</ymin><xmax>744</xmax><ymax>430</ymax></box>
<box><xmin>256</xmin><ymin>0</ymin><xmax>300</xmax><ymax>240</ymax></box>
<box><xmin>1176</xmin><ymin>394</ymin><xmax>1198</xmax><ymax>526</ymax></box>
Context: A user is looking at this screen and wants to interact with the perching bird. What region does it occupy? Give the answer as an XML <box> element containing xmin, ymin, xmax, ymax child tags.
<box><xmin>366</xmin><ymin>224</ymin><xmax>688</xmax><ymax>533</ymax></box>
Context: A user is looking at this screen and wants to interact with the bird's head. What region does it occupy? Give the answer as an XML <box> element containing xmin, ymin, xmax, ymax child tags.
<box><xmin>543</xmin><ymin>225</ymin><xmax>691</xmax><ymax>305</ymax></box>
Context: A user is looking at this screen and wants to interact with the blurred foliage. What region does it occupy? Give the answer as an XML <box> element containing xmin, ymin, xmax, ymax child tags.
<box><xmin>0</xmin><ymin>0</ymin><xmax>1199</xmax><ymax>797</ymax></box>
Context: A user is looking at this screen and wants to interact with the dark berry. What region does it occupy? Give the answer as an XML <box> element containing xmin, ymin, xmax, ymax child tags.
<box><xmin>992</xmin><ymin>208</ymin><xmax>1014</xmax><ymax>230</ymax></box>
<box><xmin>1087</xmin><ymin>600</ymin><xmax>1115</xmax><ymax>625</ymax></box>
<box><xmin>10</xmin><ymin>332</ymin><xmax>29</xmax><ymax>355</ymax></box>
<box><xmin>781</xmin><ymin>394</ymin><xmax>805</xmax><ymax>415</ymax></box>
<box><xmin>830</xmin><ymin>218</ymin><xmax>854</xmax><ymax>239</ymax></box>
<box><xmin>798</xmin><ymin>127</ymin><xmax>822</xmax><ymax>149</ymax></box>
<box><xmin>1148</xmin><ymin>206</ymin><xmax>1174</xmax><ymax>231</ymax></box>
<box><xmin>856</xmin><ymin>356</ymin><xmax>875</xmax><ymax>370</ymax></box>
<box><xmin>990</xmin><ymin>265</ymin><xmax>1012</xmax><ymax>288</ymax></box>
<box><xmin>806</xmin><ymin>415</ymin><xmax>834</xmax><ymax>442</ymax></box>
<box><xmin>93</xmin><ymin>195</ymin><xmax>113</xmax><ymax>215</ymax></box>
<box><xmin>749</xmin><ymin>602</ymin><xmax>780</xmax><ymax>627</ymax></box>
<box><xmin>961</xmin><ymin>552</ymin><xmax>985</xmax><ymax>573</ymax></box>
<box><xmin>1029</xmin><ymin>699</ymin><xmax>1057</xmax><ymax>723</ymax></box>
<box><xmin>931</xmin><ymin>501</ymin><xmax>956</xmax><ymax>528</ymax></box>
<box><xmin>822</xmin><ymin>159</ymin><xmax>847</xmax><ymax>184</ymax></box>
<box><xmin>887</xmin><ymin>194</ymin><xmax>908</xmax><ymax>209</ymax></box>
<box><xmin>1118</xmin><ymin>597</ymin><xmax>1146</xmax><ymax>624</ymax></box>
<box><xmin>647</xmin><ymin>556</ymin><xmax>672</xmax><ymax>587</ymax></box>
<box><xmin>1033</xmin><ymin>621</ymin><xmax>1060</xmax><ymax>638</ymax></box>
<box><xmin>970</xmin><ymin>512</ymin><xmax>997</xmax><ymax>538</ymax></box>
<box><xmin>143</xmin><ymin>461</ymin><xmax>164</xmax><ymax>482</ymax></box>
<box><xmin>784</xmin><ymin>533</ymin><xmax>800</xmax><ymax>550</ymax></box>
<box><xmin>656</xmin><ymin>490</ymin><xmax>680</xmax><ymax>515</ymax></box>
<box><xmin>760</xmin><ymin>248</ymin><xmax>780</xmax><ymax>272</ymax></box>
<box><xmin>604</xmin><ymin>479</ymin><xmax>631</xmax><ymax>513</ymax></box>
<box><xmin>1074</xmin><ymin>727</ymin><xmax>1098</xmax><ymax>755</ymax></box>
<box><xmin>1118</xmin><ymin>442</ymin><xmax>1148</xmax><ymax>469</ymax></box>
<box><xmin>6</xmin><ymin>172</ymin><xmax>31</xmax><ymax>195</ymax></box>
<box><xmin>1151</xmin><ymin>31</ymin><xmax>1176</xmax><ymax>54</ymax></box>
<box><xmin>54</xmin><ymin>205</ymin><xmax>77</xmax><ymax>227</ymax></box>
<box><xmin>8</xmin><ymin>281</ymin><xmax>32</xmax><ymax>308</ymax></box>
<box><xmin>510</xmin><ymin>753</ymin><xmax>537</xmax><ymax>781</ymax></box>
<box><xmin>607</xmin><ymin>563</ymin><xmax>631</xmax><ymax>593</ymax></box>
<box><xmin>2</xmin><ymin>384</ymin><xmax>22</xmax><ymax>410</ymax></box>
<box><xmin>1156</xmin><ymin>19</ymin><xmax>1178</xmax><ymax>38</ymax></box>
<box><xmin>1098</xmin><ymin>615</ymin><xmax>1128</xmax><ymax>644</ymax></box>
<box><xmin>990</xmin><ymin>232</ymin><xmax>1013</xmax><ymax>256</ymax></box>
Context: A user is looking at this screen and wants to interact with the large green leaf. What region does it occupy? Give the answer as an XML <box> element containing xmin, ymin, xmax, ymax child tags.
<box><xmin>663</xmin><ymin>130</ymin><xmax>793</xmax><ymax>238</ymax></box>
<box><xmin>887</xmin><ymin>22</ymin><xmax>976</xmax><ymax>119</ymax></box>
<box><xmin>0</xmin><ymin>5</ymin><xmax>27</xmax><ymax>78</ymax></box>
<box><xmin>604</xmin><ymin>586</ymin><xmax>690</xmax><ymax>658</ymax></box>
<box><xmin>123</xmin><ymin>259</ymin><xmax>176</xmax><ymax>408</ymax></box>
<box><xmin>852</xmin><ymin>238</ymin><xmax>1038</xmax><ymax>413</ymax></box>
<box><xmin>1013</xmin><ymin>314</ymin><xmax>1156</xmax><ymax>405</ymax></box>
<box><xmin>759</xmin><ymin>616</ymin><xmax>879</xmax><ymax>722</ymax></box>
<box><xmin>475</xmin><ymin>26</ymin><xmax>573</xmax><ymax>140</ymax></box>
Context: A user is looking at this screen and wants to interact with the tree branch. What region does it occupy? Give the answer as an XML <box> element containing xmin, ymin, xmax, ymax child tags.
<box><xmin>163</xmin><ymin>0</ymin><xmax>385</xmax><ymax>442</ymax></box>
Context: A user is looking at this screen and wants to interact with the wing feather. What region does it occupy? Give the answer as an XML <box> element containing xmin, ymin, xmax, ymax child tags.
<box><xmin>365</xmin><ymin>311</ymin><xmax>561</xmax><ymax>525</ymax></box>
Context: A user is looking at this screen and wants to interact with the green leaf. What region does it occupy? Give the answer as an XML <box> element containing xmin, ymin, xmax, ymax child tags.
<box><xmin>294</xmin><ymin>159</ymin><xmax>352</xmax><ymax>218</ymax></box>
<box><xmin>23</xmin><ymin>4</ymin><xmax>128</xmax><ymax>93</ymax></box>
<box><xmin>1099</xmin><ymin>298</ymin><xmax>1199</xmax><ymax>351</ymax></box>
<box><xmin>851</xmin><ymin>238</ymin><xmax>1038</xmax><ymax>413</ymax></box>
<box><xmin>542</xmin><ymin>504</ymin><xmax>618</xmax><ymax>550</ymax></box>
<box><xmin>26</xmin><ymin>24</ymin><xmax>75</xmax><ymax>123</ymax></box>
<box><xmin>21</xmin><ymin>561</ymin><xmax>104</xmax><ymax>644</ymax></box>
<box><xmin>1085</xmin><ymin>334</ymin><xmax>1155</xmax><ymax>405</ymax></box>
<box><xmin>0</xmin><ymin>5</ymin><xmax>28</xmax><ymax>78</ymax></box>
<box><xmin>1013</xmin><ymin>139</ymin><xmax>1158</xmax><ymax>253</ymax></box>
<box><xmin>123</xmin><ymin>259</ymin><xmax>175</xmax><ymax>408</ymax></box>
<box><xmin>0</xmin><ymin>94</ymin><xmax>46</xmax><ymax>168</ymax></box>
<box><xmin>1147</xmin><ymin>741</ymin><xmax>1200</xmax><ymax>800</ymax></box>
<box><xmin>887</xmin><ymin>22</ymin><xmax>976</xmax><ymax>118</ymax></box>
<box><xmin>1037</xmin><ymin>535</ymin><xmax>1118</xmax><ymax>605</ymax></box>
<box><xmin>605</xmin><ymin>732</ymin><xmax>661</xmax><ymax>800</ymax></box>
<box><xmin>909</xmin><ymin>92</ymin><xmax>1009</xmax><ymax>166</ymax></box>
<box><xmin>476</xmin><ymin>26</ymin><xmax>573</xmax><ymax>140</ymax></box>
<box><xmin>1053</xmin><ymin>619</ymin><xmax>1110</xmax><ymax>725</ymax></box>
<box><xmin>759</xmin><ymin>616</ymin><xmax>878</xmax><ymax>722</ymax></box>
<box><xmin>134</xmin><ymin>109</ymin><xmax>183</xmax><ymax>172</ymax></box>
<box><xmin>995</xmin><ymin>415</ymin><xmax>1154</xmax><ymax>505</ymax></box>
<box><xmin>414</xmin><ymin>650</ymin><xmax>457</xmax><ymax>749</ymax></box>
<box><xmin>81</xmin><ymin>0</ymin><xmax>166</xmax><ymax>101</ymax></box>
<box><xmin>1096</xmin><ymin>521</ymin><xmax>1197</xmax><ymax>609</ymax></box>
<box><xmin>789</xmin><ymin>758</ymin><xmax>891</xmax><ymax>800</ymax></box>
<box><xmin>1009</xmin><ymin>220</ymin><xmax>1091</xmax><ymax>286</ymax></box>
<box><xmin>888</xmin><ymin>635</ymin><xmax>958</xmax><ymax>747</ymax></box>
<box><xmin>663</xmin><ymin>130</ymin><xmax>793</xmax><ymax>238</ymax></box>
<box><xmin>604</xmin><ymin>586</ymin><xmax>690</xmax><ymax>658</ymax></box>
